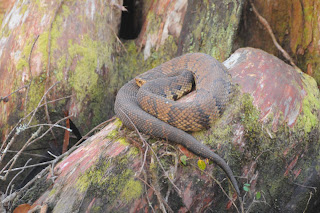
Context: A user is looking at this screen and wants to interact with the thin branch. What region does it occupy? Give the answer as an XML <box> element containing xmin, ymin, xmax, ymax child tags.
<box><xmin>26</xmin><ymin>124</ymin><xmax>72</xmax><ymax>132</ymax></box>
<box><xmin>4</xmin><ymin>150</ymin><xmax>49</xmax><ymax>159</ymax></box>
<box><xmin>118</xmin><ymin>108</ymin><xmax>182</xmax><ymax>195</ymax></box>
<box><xmin>74</xmin><ymin>117</ymin><xmax>116</xmax><ymax>147</ymax></box>
<box><xmin>1</xmin><ymin>94</ymin><xmax>73</xmax><ymax>150</ymax></box>
<box><xmin>106</xmin><ymin>23</ymin><xmax>128</xmax><ymax>53</ymax></box>
<box><xmin>26</xmin><ymin>81</ymin><xmax>60</xmax><ymax>127</ymax></box>
<box><xmin>17</xmin><ymin>166</ymin><xmax>50</xmax><ymax>200</ymax></box>
<box><xmin>303</xmin><ymin>191</ymin><xmax>313</xmax><ymax>213</ymax></box>
<box><xmin>5</xmin><ymin>158</ymin><xmax>32</xmax><ymax>196</ymax></box>
<box><xmin>28</xmin><ymin>115</ymin><xmax>73</xmax><ymax>147</ymax></box>
<box><xmin>0</xmin><ymin>82</ymin><xmax>61</xmax><ymax>165</ymax></box>
<box><xmin>24</xmin><ymin>34</ymin><xmax>40</xmax><ymax>114</ymax></box>
<box><xmin>43</xmin><ymin>0</ymin><xmax>65</xmax><ymax>143</ymax></box>
<box><xmin>191</xmin><ymin>163</ymin><xmax>241</xmax><ymax>213</ymax></box>
<box><xmin>0</xmin><ymin>114</ymin><xmax>72</xmax><ymax>180</ymax></box>
<box><xmin>250</xmin><ymin>1</ymin><xmax>299</xmax><ymax>71</ymax></box>
<box><xmin>0</xmin><ymin>85</ymin><xmax>29</xmax><ymax>103</ymax></box>
<box><xmin>0</xmin><ymin>126</ymin><xmax>43</xmax><ymax>180</ymax></box>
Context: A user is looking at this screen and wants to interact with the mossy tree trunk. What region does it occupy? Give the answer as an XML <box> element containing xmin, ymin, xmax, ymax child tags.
<box><xmin>2</xmin><ymin>0</ymin><xmax>320</xmax><ymax>212</ymax></box>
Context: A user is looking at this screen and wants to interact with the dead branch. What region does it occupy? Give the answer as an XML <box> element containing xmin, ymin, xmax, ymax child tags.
<box><xmin>106</xmin><ymin>23</ymin><xmax>128</xmax><ymax>53</ymax></box>
<box><xmin>24</xmin><ymin>35</ymin><xmax>40</xmax><ymax>115</ymax></box>
<box><xmin>118</xmin><ymin>108</ymin><xmax>182</xmax><ymax>195</ymax></box>
<box><xmin>0</xmin><ymin>82</ymin><xmax>60</xmax><ymax>165</ymax></box>
<box><xmin>27</xmin><ymin>81</ymin><xmax>60</xmax><ymax>126</ymax></box>
<box><xmin>191</xmin><ymin>163</ymin><xmax>241</xmax><ymax>213</ymax></box>
<box><xmin>44</xmin><ymin>0</ymin><xmax>65</xmax><ymax>143</ymax></box>
<box><xmin>0</xmin><ymin>114</ymin><xmax>72</xmax><ymax>180</ymax></box>
<box><xmin>250</xmin><ymin>1</ymin><xmax>300</xmax><ymax>71</ymax></box>
<box><xmin>0</xmin><ymin>126</ymin><xmax>43</xmax><ymax>181</ymax></box>
<box><xmin>73</xmin><ymin>117</ymin><xmax>116</xmax><ymax>147</ymax></box>
<box><xmin>0</xmin><ymin>85</ymin><xmax>28</xmax><ymax>103</ymax></box>
<box><xmin>1</xmin><ymin>94</ymin><xmax>72</xmax><ymax>154</ymax></box>
<box><xmin>26</xmin><ymin>124</ymin><xmax>72</xmax><ymax>133</ymax></box>
<box><xmin>5</xmin><ymin>158</ymin><xmax>32</xmax><ymax>196</ymax></box>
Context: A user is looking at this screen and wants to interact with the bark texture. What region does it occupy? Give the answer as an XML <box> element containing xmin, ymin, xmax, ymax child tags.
<box><xmin>236</xmin><ymin>0</ymin><xmax>320</xmax><ymax>85</ymax></box>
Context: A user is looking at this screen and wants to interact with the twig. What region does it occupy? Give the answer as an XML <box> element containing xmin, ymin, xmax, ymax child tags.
<box><xmin>4</xmin><ymin>150</ymin><xmax>49</xmax><ymax>159</ymax></box>
<box><xmin>26</xmin><ymin>123</ymin><xmax>72</xmax><ymax>132</ymax></box>
<box><xmin>106</xmin><ymin>23</ymin><xmax>128</xmax><ymax>53</ymax></box>
<box><xmin>27</xmin><ymin>81</ymin><xmax>60</xmax><ymax>126</ymax></box>
<box><xmin>118</xmin><ymin>108</ymin><xmax>181</xmax><ymax>195</ymax></box>
<box><xmin>191</xmin><ymin>163</ymin><xmax>241</xmax><ymax>213</ymax></box>
<box><xmin>0</xmin><ymin>127</ymin><xmax>43</xmax><ymax>180</ymax></box>
<box><xmin>5</xmin><ymin>158</ymin><xmax>32</xmax><ymax>196</ymax></box>
<box><xmin>250</xmin><ymin>1</ymin><xmax>299</xmax><ymax>71</ymax></box>
<box><xmin>1</xmin><ymin>94</ymin><xmax>73</xmax><ymax>150</ymax></box>
<box><xmin>303</xmin><ymin>191</ymin><xmax>313</xmax><ymax>213</ymax></box>
<box><xmin>1</xmin><ymin>115</ymin><xmax>72</xmax><ymax>179</ymax></box>
<box><xmin>0</xmin><ymin>82</ymin><xmax>60</xmax><ymax>164</ymax></box>
<box><xmin>28</xmin><ymin>115</ymin><xmax>73</xmax><ymax>147</ymax></box>
<box><xmin>291</xmin><ymin>181</ymin><xmax>317</xmax><ymax>193</ymax></box>
<box><xmin>2</xmin><ymin>116</ymin><xmax>114</xmax><ymax>175</ymax></box>
<box><xmin>246</xmin><ymin>190</ymin><xmax>270</xmax><ymax>212</ymax></box>
<box><xmin>24</xmin><ymin>35</ymin><xmax>40</xmax><ymax>114</ymax></box>
<box><xmin>43</xmin><ymin>0</ymin><xmax>65</xmax><ymax>143</ymax></box>
<box><xmin>136</xmin><ymin>175</ymin><xmax>173</xmax><ymax>213</ymax></box>
<box><xmin>0</xmin><ymin>85</ymin><xmax>29</xmax><ymax>103</ymax></box>
<box><xmin>73</xmin><ymin>117</ymin><xmax>116</xmax><ymax>147</ymax></box>
<box><xmin>18</xmin><ymin>166</ymin><xmax>50</xmax><ymax>194</ymax></box>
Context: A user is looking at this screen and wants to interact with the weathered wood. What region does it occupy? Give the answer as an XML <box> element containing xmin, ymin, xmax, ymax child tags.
<box><xmin>236</xmin><ymin>0</ymin><xmax>320</xmax><ymax>85</ymax></box>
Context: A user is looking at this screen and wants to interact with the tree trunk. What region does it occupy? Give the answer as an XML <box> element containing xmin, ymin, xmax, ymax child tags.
<box><xmin>236</xmin><ymin>0</ymin><xmax>320</xmax><ymax>85</ymax></box>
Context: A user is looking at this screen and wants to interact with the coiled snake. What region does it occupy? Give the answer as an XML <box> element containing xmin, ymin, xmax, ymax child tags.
<box><xmin>114</xmin><ymin>53</ymin><xmax>240</xmax><ymax>196</ymax></box>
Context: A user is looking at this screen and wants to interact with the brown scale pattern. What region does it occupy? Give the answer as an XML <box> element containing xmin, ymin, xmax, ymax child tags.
<box><xmin>114</xmin><ymin>53</ymin><xmax>240</xmax><ymax>196</ymax></box>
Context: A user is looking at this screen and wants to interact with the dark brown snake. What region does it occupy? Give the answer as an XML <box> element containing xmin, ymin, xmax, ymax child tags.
<box><xmin>114</xmin><ymin>53</ymin><xmax>240</xmax><ymax>196</ymax></box>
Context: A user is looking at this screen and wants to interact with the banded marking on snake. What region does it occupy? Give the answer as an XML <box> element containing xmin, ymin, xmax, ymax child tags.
<box><xmin>114</xmin><ymin>53</ymin><xmax>240</xmax><ymax>196</ymax></box>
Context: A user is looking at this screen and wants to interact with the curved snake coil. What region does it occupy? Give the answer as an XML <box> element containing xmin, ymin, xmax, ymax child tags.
<box><xmin>114</xmin><ymin>53</ymin><xmax>240</xmax><ymax>196</ymax></box>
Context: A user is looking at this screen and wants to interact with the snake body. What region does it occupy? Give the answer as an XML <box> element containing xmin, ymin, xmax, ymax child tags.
<box><xmin>114</xmin><ymin>53</ymin><xmax>240</xmax><ymax>196</ymax></box>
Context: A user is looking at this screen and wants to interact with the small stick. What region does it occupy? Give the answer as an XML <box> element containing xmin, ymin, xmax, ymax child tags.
<box><xmin>0</xmin><ymin>85</ymin><xmax>28</xmax><ymax>103</ymax></box>
<box><xmin>118</xmin><ymin>108</ymin><xmax>182</xmax><ymax>195</ymax></box>
<box><xmin>1</xmin><ymin>95</ymin><xmax>72</xmax><ymax>153</ymax></box>
<box><xmin>250</xmin><ymin>1</ymin><xmax>299</xmax><ymax>71</ymax></box>
<box><xmin>24</xmin><ymin>35</ymin><xmax>39</xmax><ymax>114</ymax></box>
<box><xmin>5</xmin><ymin>158</ymin><xmax>32</xmax><ymax>196</ymax></box>
<box><xmin>0</xmin><ymin>127</ymin><xmax>42</xmax><ymax>180</ymax></box>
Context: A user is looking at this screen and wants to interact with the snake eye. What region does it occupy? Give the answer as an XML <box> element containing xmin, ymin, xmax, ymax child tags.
<box><xmin>135</xmin><ymin>78</ymin><xmax>146</xmax><ymax>87</ymax></box>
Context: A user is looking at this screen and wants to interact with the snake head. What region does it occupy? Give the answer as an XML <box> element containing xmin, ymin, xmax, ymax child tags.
<box><xmin>135</xmin><ymin>77</ymin><xmax>146</xmax><ymax>87</ymax></box>
<box><xmin>135</xmin><ymin>71</ymin><xmax>165</xmax><ymax>87</ymax></box>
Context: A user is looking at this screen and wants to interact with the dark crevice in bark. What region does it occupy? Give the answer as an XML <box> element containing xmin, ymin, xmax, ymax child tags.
<box><xmin>119</xmin><ymin>0</ymin><xmax>143</xmax><ymax>40</ymax></box>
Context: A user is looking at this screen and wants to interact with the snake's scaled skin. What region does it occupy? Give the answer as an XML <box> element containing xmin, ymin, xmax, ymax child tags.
<box><xmin>114</xmin><ymin>53</ymin><xmax>240</xmax><ymax>196</ymax></box>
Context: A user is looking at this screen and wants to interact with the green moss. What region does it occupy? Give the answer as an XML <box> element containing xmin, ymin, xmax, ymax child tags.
<box><xmin>77</xmin><ymin>160</ymin><xmax>110</xmax><ymax>192</ymax></box>
<box><xmin>62</xmin><ymin>4</ymin><xmax>71</xmax><ymax>17</ymax></box>
<box><xmin>128</xmin><ymin>146</ymin><xmax>139</xmax><ymax>156</ymax></box>
<box><xmin>26</xmin><ymin>74</ymin><xmax>46</xmax><ymax>113</ymax></box>
<box><xmin>55</xmin><ymin>55</ymin><xmax>66</xmax><ymax>81</ymax></box>
<box><xmin>20</xmin><ymin>4</ymin><xmax>28</xmax><ymax>14</ymax></box>
<box><xmin>77</xmin><ymin>154</ymin><xmax>142</xmax><ymax>205</ymax></box>
<box><xmin>296</xmin><ymin>75</ymin><xmax>320</xmax><ymax>133</ymax></box>
<box><xmin>37</xmin><ymin>14</ymin><xmax>62</xmax><ymax>70</ymax></box>
<box><xmin>121</xmin><ymin>178</ymin><xmax>143</xmax><ymax>202</ymax></box>
<box><xmin>181</xmin><ymin>0</ymin><xmax>242</xmax><ymax>60</ymax></box>
<box><xmin>68</xmin><ymin>36</ymin><xmax>98</xmax><ymax>101</ymax></box>
<box><xmin>118</xmin><ymin>137</ymin><xmax>129</xmax><ymax>146</ymax></box>
<box><xmin>16</xmin><ymin>38</ymin><xmax>33</xmax><ymax>71</ymax></box>
<box><xmin>0</xmin><ymin>13</ymin><xmax>3</xmax><ymax>27</ymax></box>
<box><xmin>49</xmin><ymin>188</ymin><xmax>57</xmax><ymax>196</ymax></box>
